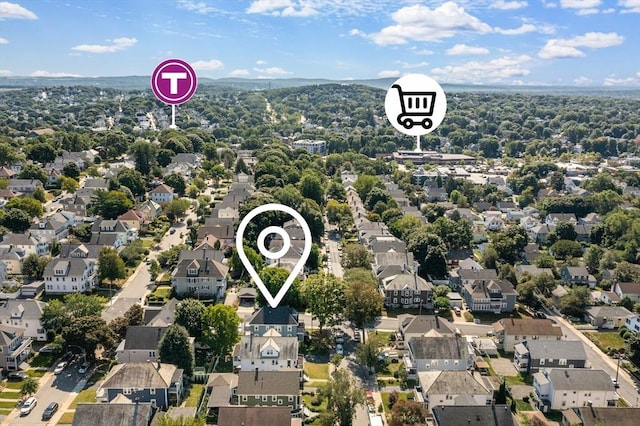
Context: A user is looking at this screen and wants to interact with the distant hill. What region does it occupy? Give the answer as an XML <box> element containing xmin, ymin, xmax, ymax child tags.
<box><xmin>1</xmin><ymin>75</ymin><xmax>639</xmax><ymax>97</ymax></box>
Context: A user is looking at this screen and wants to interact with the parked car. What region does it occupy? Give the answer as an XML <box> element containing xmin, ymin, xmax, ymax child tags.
<box><xmin>38</xmin><ymin>345</ymin><xmax>58</xmax><ymax>354</ymax></box>
<box><xmin>20</xmin><ymin>397</ymin><xmax>37</xmax><ymax>416</ymax></box>
<box><xmin>612</xmin><ymin>377</ymin><xmax>620</xmax><ymax>388</ymax></box>
<box><xmin>454</xmin><ymin>307</ymin><xmax>461</xmax><ymax>316</ymax></box>
<box><xmin>336</xmin><ymin>344</ymin><xmax>344</xmax><ymax>355</ymax></box>
<box><xmin>354</xmin><ymin>331</ymin><xmax>361</xmax><ymax>342</ymax></box>
<box><xmin>42</xmin><ymin>401</ymin><xmax>59</xmax><ymax>420</ymax></box>
<box><xmin>169</xmin><ymin>228</ymin><xmax>176</xmax><ymax>234</ymax></box>
<box><xmin>54</xmin><ymin>362</ymin><xmax>67</xmax><ymax>375</ymax></box>
<box><xmin>7</xmin><ymin>371</ymin><xmax>28</xmax><ymax>381</ymax></box>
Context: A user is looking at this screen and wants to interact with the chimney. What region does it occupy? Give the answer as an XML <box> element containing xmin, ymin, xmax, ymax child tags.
<box><xmin>156</xmin><ymin>360</ymin><xmax>161</xmax><ymax>370</ymax></box>
<box><xmin>435</xmin><ymin>313</ymin><xmax>440</xmax><ymax>328</ymax></box>
<box><xmin>254</xmin><ymin>367</ymin><xmax>259</xmax><ymax>381</ymax></box>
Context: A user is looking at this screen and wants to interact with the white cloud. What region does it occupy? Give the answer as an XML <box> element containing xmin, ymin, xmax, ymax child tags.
<box><xmin>191</xmin><ymin>59</ymin><xmax>224</xmax><ymax>70</ymax></box>
<box><xmin>31</xmin><ymin>70</ymin><xmax>82</xmax><ymax>77</ymax></box>
<box><xmin>574</xmin><ymin>76</ymin><xmax>592</xmax><ymax>85</ymax></box>
<box><xmin>349</xmin><ymin>28</ymin><xmax>365</xmax><ymax>37</ymax></box>
<box><xmin>229</xmin><ymin>69</ymin><xmax>250</xmax><ymax>77</ymax></box>
<box><xmin>367</xmin><ymin>2</ymin><xmax>492</xmax><ymax>45</ymax></box>
<box><xmin>0</xmin><ymin>2</ymin><xmax>37</xmax><ymax>20</ymax></box>
<box><xmin>490</xmin><ymin>0</ymin><xmax>528</xmax><ymax>9</ymax></box>
<box><xmin>603</xmin><ymin>74</ymin><xmax>639</xmax><ymax>86</ymax></box>
<box><xmin>71</xmin><ymin>37</ymin><xmax>137</xmax><ymax>54</ymax></box>
<box><xmin>539</xmin><ymin>32</ymin><xmax>624</xmax><ymax>59</ymax></box>
<box><xmin>431</xmin><ymin>55</ymin><xmax>532</xmax><ymax>83</ymax></box>
<box><xmin>576</xmin><ymin>7</ymin><xmax>599</xmax><ymax>14</ymax></box>
<box><xmin>446</xmin><ymin>44</ymin><xmax>489</xmax><ymax>55</ymax></box>
<box><xmin>619</xmin><ymin>0</ymin><xmax>640</xmax><ymax>13</ymax></box>
<box><xmin>495</xmin><ymin>23</ymin><xmax>537</xmax><ymax>35</ymax></box>
<box><xmin>559</xmin><ymin>0</ymin><xmax>601</xmax><ymax>8</ymax></box>
<box><xmin>176</xmin><ymin>0</ymin><xmax>216</xmax><ymax>14</ymax></box>
<box><xmin>256</xmin><ymin>60</ymin><xmax>267</xmax><ymax>65</ymax></box>
<box><xmin>253</xmin><ymin>66</ymin><xmax>291</xmax><ymax>76</ymax></box>
<box><xmin>395</xmin><ymin>61</ymin><xmax>429</xmax><ymax>69</ymax></box>
<box><xmin>378</xmin><ymin>70</ymin><xmax>401</xmax><ymax>78</ymax></box>
<box><xmin>542</xmin><ymin>0</ymin><xmax>558</xmax><ymax>7</ymax></box>
<box><xmin>247</xmin><ymin>0</ymin><xmax>318</xmax><ymax>17</ymax></box>
<box><xmin>0</xmin><ymin>69</ymin><xmax>11</xmax><ymax>76</ymax></box>
<box><xmin>0</xmin><ymin>36</ymin><xmax>8</xmax><ymax>44</ymax></box>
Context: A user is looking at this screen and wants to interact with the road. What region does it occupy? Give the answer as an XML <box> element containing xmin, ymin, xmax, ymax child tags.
<box><xmin>323</xmin><ymin>225</ymin><xmax>344</xmax><ymax>279</ymax></box>
<box><xmin>101</xmin><ymin>209</ymin><xmax>197</xmax><ymax>322</ymax></box>
<box><xmin>1</xmin><ymin>361</ymin><xmax>87</xmax><ymax>426</ymax></box>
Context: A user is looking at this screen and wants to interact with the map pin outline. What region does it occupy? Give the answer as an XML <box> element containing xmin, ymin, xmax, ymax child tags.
<box><xmin>235</xmin><ymin>203</ymin><xmax>312</xmax><ymax>308</ymax></box>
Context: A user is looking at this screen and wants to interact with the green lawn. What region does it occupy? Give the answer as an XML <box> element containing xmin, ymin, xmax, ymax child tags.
<box><xmin>0</xmin><ymin>391</ymin><xmax>22</xmax><ymax>399</ymax></box>
<box><xmin>153</xmin><ymin>285</ymin><xmax>173</xmax><ymax>299</ymax></box>
<box><xmin>30</xmin><ymin>353</ymin><xmax>56</xmax><ymax>368</ymax></box>
<box><xmin>2</xmin><ymin>381</ymin><xmax>25</xmax><ymax>390</ymax></box>
<box><xmin>515</xmin><ymin>400</ymin><xmax>533</xmax><ymax>412</ymax></box>
<box><xmin>584</xmin><ymin>331</ymin><xmax>626</xmax><ymax>352</ymax></box>
<box><xmin>378</xmin><ymin>361</ymin><xmax>404</xmax><ymax>377</ymax></box>
<box><xmin>58</xmin><ymin>411</ymin><xmax>75</xmax><ymax>424</ymax></box>
<box><xmin>304</xmin><ymin>361</ymin><xmax>329</xmax><ymax>380</ymax></box>
<box><xmin>0</xmin><ymin>401</ymin><xmax>18</xmax><ymax>409</ymax></box>
<box><xmin>27</xmin><ymin>370</ymin><xmax>46</xmax><ymax>378</ymax></box>
<box><xmin>380</xmin><ymin>391</ymin><xmax>413</xmax><ymax>412</ymax></box>
<box><xmin>69</xmin><ymin>389</ymin><xmax>96</xmax><ymax>409</ymax></box>
<box><xmin>504</xmin><ymin>374</ymin><xmax>534</xmax><ymax>386</ymax></box>
<box><xmin>184</xmin><ymin>384</ymin><xmax>204</xmax><ymax>408</ymax></box>
<box><xmin>302</xmin><ymin>393</ymin><xmax>328</xmax><ymax>413</ymax></box>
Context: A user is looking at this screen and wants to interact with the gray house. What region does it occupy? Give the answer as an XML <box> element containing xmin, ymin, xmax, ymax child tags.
<box><xmin>99</xmin><ymin>362</ymin><xmax>183</xmax><ymax>409</ymax></box>
<box><xmin>245</xmin><ymin>306</ymin><xmax>302</xmax><ymax>340</ymax></box>
<box><xmin>115</xmin><ymin>326</ymin><xmax>167</xmax><ymax>363</ymax></box>
<box><xmin>514</xmin><ymin>340</ymin><xmax>587</xmax><ymax>374</ymax></box>
<box><xmin>404</xmin><ymin>333</ymin><xmax>473</xmax><ymax>378</ymax></box>
<box><xmin>236</xmin><ymin>370</ymin><xmax>301</xmax><ymax>415</ymax></box>
<box><xmin>461</xmin><ymin>279</ymin><xmax>518</xmax><ymax>313</ymax></box>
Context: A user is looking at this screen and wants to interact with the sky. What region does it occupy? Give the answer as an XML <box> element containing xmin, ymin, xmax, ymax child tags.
<box><xmin>0</xmin><ymin>0</ymin><xmax>639</xmax><ymax>86</ymax></box>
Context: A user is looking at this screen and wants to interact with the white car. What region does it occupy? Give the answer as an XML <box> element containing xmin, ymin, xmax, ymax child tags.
<box><xmin>20</xmin><ymin>397</ymin><xmax>37</xmax><ymax>416</ymax></box>
<box><xmin>53</xmin><ymin>362</ymin><xmax>67</xmax><ymax>375</ymax></box>
<box><xmin>336</xmin><ymin>344</ymin><xmax>344</xmax><ymax>355</ymax></box>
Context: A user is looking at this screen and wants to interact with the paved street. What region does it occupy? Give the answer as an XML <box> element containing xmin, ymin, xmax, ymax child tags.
<box><xmin>1</xmin><ymin>361</ymin><xmax>87</xmax><ymax>426</ymax></box>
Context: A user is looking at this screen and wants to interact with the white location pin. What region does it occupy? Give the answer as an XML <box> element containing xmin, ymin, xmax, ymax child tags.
<box><xmin>236</xmin><ymin>203</ymin><xmax>312</xmax><ymax>308</ymax></box>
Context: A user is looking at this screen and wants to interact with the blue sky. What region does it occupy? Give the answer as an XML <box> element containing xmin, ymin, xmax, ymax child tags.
<box><xmin>0</xmin><ymin>0</ymin><xmax>639</xmax><ymax>86</ymax></box>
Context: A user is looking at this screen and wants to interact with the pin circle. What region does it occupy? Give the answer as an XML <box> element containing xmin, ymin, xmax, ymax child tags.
<box><xmin>257</xmin><ymin>226</ymin><xmax>291</xmax><ymax>260</ymax></box>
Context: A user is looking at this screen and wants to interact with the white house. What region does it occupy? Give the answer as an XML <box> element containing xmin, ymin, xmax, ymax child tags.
<box><xmin>232</xmin><ymin>332</ymin><xmax>300</xmax><ymax>372</ymax></box>
<box><xmin>148</xmin><ymin>183</ymin><xmax>175</xmax><ymax>204</ymax></box>
<box><xmin>532</xmin><ymin>369</ymin><xmax>617</xmax><ymax>412</ymax></box>
<box><xmin>43</xmin><ymin>258</ymin><xmax>96</xmax><ymax>294</ymax></box>
<box><xmin>416</xmin><ymin>370</ymin><xmax>492</xmax><ymax>410</ymax></box>
<box><xmin>403</xmin><ymin>332</ymin><xmax>473</xmax><ymax>378</ymax></box>
<box><xmin>484</xmin><ymin>211</ymin><xmax>504</xmax><ymax>231</ymax></box>
<box><xmin>624</xmin><ymin>315</ymin><xmax>640</xmax><ymax>334</ymax></box>
<box><xmin>0</xmin><ymin>299</ymin><xmax>47</xmax><ymax>341</ymax></box>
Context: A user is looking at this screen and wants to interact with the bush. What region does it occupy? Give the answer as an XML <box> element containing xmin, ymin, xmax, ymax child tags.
<box><xmin>310</xmin><ymin>395</ymin><xmax>322</xmax><ymax>406</ymax></box>
<box><xmin>464</xmin><ymin>311</ymin><xmax>474</xmax><ymax>322</ymax></box>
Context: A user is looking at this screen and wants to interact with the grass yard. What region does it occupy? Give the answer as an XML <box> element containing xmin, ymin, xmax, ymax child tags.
<box><xmin>305</xmin><ymin>381</ymin><xmax>328</xmax><ymax>389</ymax></box>
<box><xmin>584</xmin><ymin>331</ymin><xmax>626</xmax><ymax>352</ymax></box>
<box><xmin>2</xmin><ymin>381</ymin><xmax>25</xmax><ymax>390</ymax></box>
<box><xmin>514</xmin><ymin>399</ymin><xmax>533</xmax><ymax>412</ymax></box>
<box><xmin>27</xmin><ymin>370</ymin><xmax>46</xmax><ymax>378</ymax></box>
<box><xmin>69</xmin><ymin>389</ymin><xmax>96</xmax><ymax>409</ymax></box>
<box><xmin>30</xmin><ymin>353</ymin><xmax>56</xmax><ymax>368</ymax></box>
<box><xmin>184</xmin><ymin>384</ymin><xmax>204</xmax><ymax>408</ymax></box>
<box><xmin>153</xmin><ymin>285</ymin><xmax>173</xmax><ymax>299</ymax></box>
<box><xmin>0</xmin><ymin>401</ymin><xmax>18</xmax><ymax>409</ymax></box>
<box><xmin>57</xmin><ymin>411</ymin><xmax>75</xmax><ymax>424</ymax></box>
<box><xmin>504</xmin><ymin>374</ymin><xmax>534</xmax><ymax>386</ymax></box>
<box><xmin>380</xmin><ymin>391</ymin><xmax>413</xmax><ymax>412</ymax></box>
<box><xmin>378</xmin><ymin>361</ymin><xmax>403</xmax><ymax>376</ymax></box>
<box><xmin>304</xmin><ymin>361</ymin><xmax>329</xmax><ymax>380</ymax></box>
<box><xmin>302</xmin><ymin>393</ymin><xmax>328</xmax><ymax>413</ymax></box>
<box><xmin>0</xmin><ymin>391</ymin><xmax>22</xmax><ymax>399</ymax></box>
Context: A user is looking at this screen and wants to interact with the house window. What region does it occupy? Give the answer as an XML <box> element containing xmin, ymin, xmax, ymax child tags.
<box><xmin>540</xmin><ymin>359</ymin><xmax>545</xmax><ymax>365</ymax></box>
<box><xmin>272</xmin><ymin>396</ymin><xmax>277</xmax><ymax>402</ymax></box>
<box><xmin>149</xmin><ymin>351</ymin><xmax>156</xmax><ymax>358</ymax></box>
<box><xmin>262</xmin><ymin>396</ymin><xmax>268</xmax><ymax>402</ymax></box>
<box><xmin>559</xmin><ymin>359</ymin><xmax>567</xmax><ymax>365</ymax></box>
<box><xmin>242</xmin><ymin>396</ymin><xmax>247</xmax><ymax>402</ymax></box>
<box><xmin>123</xmin><ymin>388</ymin><xmax>132</xmax><ymax>395</ymax></box>
<box><xmin>288</xmin><ymin>396</ymin><xmax>293</xmax><ymax>402</ymax></box>
<box><xmin>150</xmin><ymin>388</ymin><xmax>156</xmax><ymax>395</ymax></box>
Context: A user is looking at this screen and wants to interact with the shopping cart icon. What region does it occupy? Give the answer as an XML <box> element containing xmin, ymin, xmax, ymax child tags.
<box><xmin>392</xmin><ymin>84</ymin><xmax>437</xmax><ymax>130</ymax></box>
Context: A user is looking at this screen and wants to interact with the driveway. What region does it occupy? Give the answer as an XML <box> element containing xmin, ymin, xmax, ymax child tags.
<box><xmin>489</xmin><ymin>357</ymin><xmax>519</xmax><ymax>376</ymax></box>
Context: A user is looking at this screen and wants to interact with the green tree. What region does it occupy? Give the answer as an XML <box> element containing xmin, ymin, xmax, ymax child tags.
<box><xmin>353</xmin><ymin>174</ymin><xmax>383</xmax><ymax>200</ymax></box>
<box><xmin>388</xmin><ymin>400</ymin><xmax>427</xmax><ymax>426</ymax></box>
<box><xmin>550</xmin><ymin>239</ymin><xmax>583</xmax><ymax>260</ymax></box>
<box><xmin>202</xmin><ymin>304</ymin><xmax>240</xmax><ymax>358</ymax></box>
<box><xmin>63</xmin><ymin>293</ymin><xmax>105</xmax><ymax>318</ymax></box>
<box><xmin>22</xmin><ymin>253</ymin><xmax>50</xmax><ymax>280</ymax></box>
<box><xmin>407</xmin><ymin>230</ymin><xmax>448</xmax><ymax>278</ymax></box>
<box><xmin>27</xmin><ymin>142</ymin><xmax>57</xmax><ymax>164</ymax></box>
<box><xmin>322</xmin><ymin>369</ymin><xmax>365</xmax><ymax>426</ymax></box>
<box><xmin>18</xmin><ymin>163</ymin><xmax>48</xmax><ymax>183</ymax></box>
<box><xmin>60</xmin><ymin>176</ymin><xmax>79</xmax><ymax>193</ymax></box>
<box><xmin>229</xmin><ymin>247</ymin><xmax>264</xmax><ymax>280</ymax></box>
<box><xmin>164</xmin><ymin>173</ymin><xmax>187</xmax><ymax>196</ymax></box>
<box><xmin>256</xmin><ymin>267</ymin><xmax>303</xmax><ymax>309</ymax></box>
<box><xmin>159</xmin><ymin>324</ymin><xmax>194</xmax><ymax>376</ymax></box>
<box><xmin>302</xmin><ymin>273</ymin><xmax>347</xmax><ymax>332</ymax></box>
<box><xmin>124</xmin><ymin>303</ymin><xmax>144</xmax><ymax>327</ymax></box>
<box><xmin>559</xmin><ymin>286</ymin><xmax>591</xmax><ymax>317</ymax></box>
<box><xmin>433</xmin><ymin>284</ymin><xmax>450</xmax><ymax>298</ymax></box>
<box><xmin>345</xmin><ymin>279</ymin><xmax>383</xmax><ymax>342</ymax></box>
<box><xmin>1</xmin><ymin>208</ymin><xmax>31</xmax><ymax>233</ymax></box>
<box><xmin>356</xmin><ymin>336</ymin><xmax>382</xmax><ymax>373</ymax></box>
<box><xmin>20</xmin><ymin>377</ymin><xmax>39</xmax><ymax>397</ymax></box>
<box><xmin>434</xmin><ymin>296</ymin><xmax>451</xmax><ymax>310</ymax></box>
<box><xmin>175</xmin><ymin>299</ymin><xmax>207</xmax><ymax>340</ymax></box>
<box><xmin>300</xmin><ymin>173</ymin><xmax>324</xmax><ymax>206</ymax></box>
<box><xmin>149</xmin><ymin>259</ymin><xmax>161</xmax><ymax>281</ymax></box>
<box><xmin>342</xmin><ymin>243</ymin><xmax>372</xmax><ymax>269</ymax></box>
<box><xmin>116</xmin><ymin>168</ymin><xmax>146</xmax><ymax>196</ymax></box>
<box><xmin>130</xmin><ymin>140</ymin><xmax>158</xmax><ymax>176</ymax></box>
<box><xmin>62</xmin><ymin>162</ymin><xmax>81</xmax><ymax>179</ymax></box>
<box><xmin>585</xmin><ymin>245</ymin><xmax>604</xmax><ymax>274</ymax></box>
<box><xmin>97</xmin><ymin>247</ymin><xmax>126</xmax><ymax>292</ymax></box>
<box><xmin>555</xmin><ymin>222</ymin><xmax>577</xmax><ymax>241</ymax></box>
<box><xmin>5</xmin><ymin>196</ymin><xmax>44</xmax><ymax>218</ymax></box>
<box><xmin>619</xmin><ymin>296</ymin><xmax>634</xmax><ymax>312</ymax></box>
<box><xmin>62</xmin><ymin>315</ymin><xmax>114</xmax><ymax>360</ymax></box>
<box><xmin>163</xmin><ymin>198</ymin><xmax>191</xmax><ymax>221</ymax></box>
<box><xmin>90</xmin><ymin>189</ymin><xmax>134</xmax><ymax>219</ymax></box>
<box><xmin>41</xmin><ymin>300</ymin><xmax>70</xmax><ymax>333</ymax></box>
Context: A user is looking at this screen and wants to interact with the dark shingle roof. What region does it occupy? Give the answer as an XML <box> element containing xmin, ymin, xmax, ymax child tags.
<box><xmin>409</xmin><ymin>336</ymin><xmax>470</xmax><ymax>360</ymax></box>
<box><xmin>123</xmin><ymin>326</ymin><xmax>166</xmax><ymax>350</ymax></box>
<box><xmin>432</xmin><ymin>405</ymin><xmax>514</xmax><ymax>426</ymax></box>
<box><xmin>72</xmin><ymin>403</ymin><xmax>155</xmax><ymax>426</ymax></box>
<box><xmin>101</xmin><ymin>363</ymin><xmax>181</xmax><ymax>389</ymax></box>
<box><xmin>217</xmin><ymin>406</ymin><xmax>292</xmax><ymax>426</ymax></box>
<box><xmin>246</xmin><ymin>306</ymin><xmax>298</xmax><ymax>326</ymax></box>
<box><xmin>525</xmin><ymin>340</ymin><xmax>586</xmax><ymax>361</ymax></box>
<box><xmin>237</xmin><ymin>370</ymin><xmax>300</xmax><ymax>396</ymax></box>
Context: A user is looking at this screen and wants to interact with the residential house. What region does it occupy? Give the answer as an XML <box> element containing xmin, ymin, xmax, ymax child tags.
<box><xmin>515</xmin><ymin>265</ymin><xmax>554</xmax><ymax>281</ymax></box>
<box><xmin>236</xmin><ymin>370</ymin><xmax>301</xmax><ymax>414</ymax></box>
<box><xmin>115</xmin><ymin>326</ymin><xmax>167</xmax><ymax>363</ymax></box>
<box><xmin>416</xmin><ymin>370</ymin><xmax>492</xmax><ymax>410</ymax></box>
<box><xmin>171</xmin><ymin>256</ymin><xmax>229</xmax><ymax>300</ymax></box>
<box><xmin>521</xmin><ymin>242</ymin><xmax>541</xmax><ymax>264</ymax></box>
<box><xmin>7</xmin><ymin>178</ymin><xmax>43</xmax><ymax>194</ymax></box>
<box><xmin>506</xmin><ymin>209</ymin><xmax>525</xmax><ymax>221</ymax></box>
<box><xmin>514</xmin><ymin>340</ymin><xmax>587</xmax><ymax>374</ymax></box>
<box><xmin>244</xmin><ymin>307</ymin><xmax>302</xmax><ymax>340</ymax></box>
<box><xmin>425</xmin><ymin>186</ymin><xmax>448</xmax><ymax>202</ymax></box>
<box><xmin>532</xmin><ymin>369</ymin><xmax>617</xmax><ymax>412</ymax></box>
<box><xmin>148</xmin><ymin>183</ymin><xmax>175</xmax><ymax>204</ymax></box>
<box><xmin>381</xmin><ymin>272</ymin><xmax>433</xmax><ymax>310</ymax></box>
<box><xmin>561</xmin><ymin>266</ymin><xmax>597</xmax><ymax>289</ymax></box>
<box><xmin>574</xmin><ymin>224</ymin><xmax>593</xmax><ymax>243</ymax></box>
<box><xmin>206</xmin><ymin>373</ymin><xmax>238</xmax><ymax>417</ymax></box>
<box><xmin>580</xmin><ymin>213</ymin><xmax>601</xmax><ymax>225</ymax></box>
<box><xmin>368</xmin><ymin>236</ymin><xmax>407</xmax><ymax>255</ymax></box>
<box><xmin>461</xmin><ymin>279</ymin><xmax>518</xmax><ymax>313</ymax></box>
<box><xmin>492</xmin><ymin>318</ymin><xmax>563</xmax><ymax>352</ymax></box>
<box><xmin>0</xmin><ymin>325</ymin><xmax>32</xmax><ymax>371</ymax></box>
<box><xmin>0</xmin><ymin>299</ymin><xmax>47</xmax><ymax>341</ymax></box>
<box><xmin>530</xmin><ymin>224</ymin><xmax>554</xmax><ymax>245</ymax></box>
<box><xmin>72</xmin><ymin>403</ymin><xmax>156</xmax><ymax>426</ymax></box>
<box><xmin>43</xmin><ymin>258</ymin><xmax>96</xmax><ymax>294</ymax></box>
<box><xmin>484</xmin><ymin>211</ymin><xmax>504</xmax><ymax>231</ymax></box>
<box><xmin>0</xmin><ymin>189</ymin><xmax>18</xmax><ymax>203</ymax></box>
<box><xmin>585</xmin><ymin>306</ymin><xmax>634</xmax><ymax>329</ymax></box>
<box><xmin>29</xmin><ymin>212</ymin><xmax>75</xmax><ymax>242</ymax></box>
<box><xmin>551</xmin><ymin>285</ymin><xmax>570</xmax><ymax>307</ymax></box>
<box><xmin>520</xmin><ymin>215</ymin><xmax>541</xmax><ymax>232</ymax></box>
<box><xmin>0</xmin><ymin>248</ymin><xmax>23</xmax><ymax>276</ymax></box>
<box><xmin>545</xmin><ymin>213</ymin><xmax>578</xmax><ymax>227</ymax></box>
<box><xmin>90</xmin><ymin>219</ymin><xmax>138</xmax><ymax>246</ymax></box>
<box><xmin>562</xmin><ymin>407</ymin><xmax>640</xmax><ymax>426</ymax></box>
<box><xmin>403</xmin><ymin>333</ymin><xmax>473</xmax><ymax>378</ymax></box>
<box><xmin>624</xmin><ymin>315</ymin><xmax>640</xmax><ymax>334</ymax></box>
<box><xmin>613</xmin><ymin>282</ymin><xmax>640</xmax><ymax>303</ymax></box>
<box><xmin>0</xmin><ymin>232</ymin><xmax>49</xmax><ymax>257</ymax></box>
<box><xmin>0</xmin><ymin>167</ymin><xmax>16</xmax><ymax>180</ymax></box>
<box><xmin>431</xmin><ymin>405</ymin><xmax>514</xmax><ymax>426</ymax></box>
<box><xmin>99</xmin><ymin>362</ymin><xmax>184</xmax><ymax>409</ymax></box>
<box><xmin>144</xmin><ymin>298</ymin><xmax>179</xmax><ymax>327</ymax></box>
<box><xmin>374</xmin><ymin>251</ymin><xmax>415</xmax><ymax>283</ymax></box>
<box><xmin>138</xmin><ymin>199</ymin><xmax>162</xmax><ymax>220</ymax></box>
<box><xmin>232</xmin><ymin>332</ymin><xmax>300</xmax><ymax>372</ymax></box>
<box><xmin>396</xmin><ymin>314</ymin><xmax>455</xmax><ymax>350</ymax></box>
<box><xmin>217</xmin><ymin>406</ymin><xmax>293</xmax><ymax>426</ymax></box>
